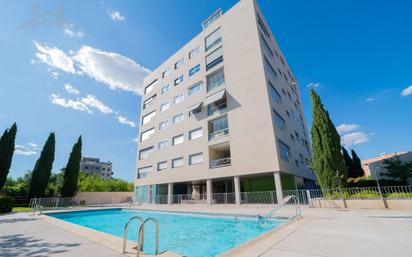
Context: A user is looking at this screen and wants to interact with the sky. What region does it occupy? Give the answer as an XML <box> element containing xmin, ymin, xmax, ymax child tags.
<box><xmin>0</xmin><ymin>0</ymin><xmax>411</xmax><ymax>181</ymax></box>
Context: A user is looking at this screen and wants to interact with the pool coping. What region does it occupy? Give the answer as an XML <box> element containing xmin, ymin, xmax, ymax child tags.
<box><xmin>41</xmin><ymin>207</ymin><xmax>303</xmax><ymax>257</ymax></box>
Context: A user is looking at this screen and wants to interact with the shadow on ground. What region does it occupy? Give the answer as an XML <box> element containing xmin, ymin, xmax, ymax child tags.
<box><xmin>0</xmin><ymin>217</ymin><xmax>39</xmax><ymax>224</ymax></box>
<box><xmin>0</xmin><ymin>234</ymin><xmax>80</xmax><ymax>257</ymax></box>
<box><xmin>367</xmin><ymin>215</ymin><xmax>412</xmax><ymax>219</ymax></box>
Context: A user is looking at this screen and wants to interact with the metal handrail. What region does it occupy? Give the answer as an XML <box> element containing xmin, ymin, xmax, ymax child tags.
<box><xmin>208</xmin><ymin>128</ymin><xmax>229</xmax><ymax>140</ymax></box>
<box><xmin>210</xmin><ymin>157</ymin><xmax>231</xmax><ymax>168</ymax></box>
<box><xmin>136</xmin><ymin>218</ymin><xmax>159</xmax><ymax>257</ymax></box>
<box><xmin>259</xmin><ymin>195</ymin><xmax>302</xmax><ymax>224</ymax></box>
<box><xmin>31</xmin><ymin>205</ymin><xmax>44</xmax><ymax>216</ymax></box>
<box><xmin>122</xmin><ymin>216</ymin><xmax>144</xmax><ymax>254</ymax></box>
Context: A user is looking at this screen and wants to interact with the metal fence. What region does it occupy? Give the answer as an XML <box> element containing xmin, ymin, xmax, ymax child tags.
<box><xmin>212</xmin><ymin>193</ymin><xmax>235</xmax><ymax>204</ymax></box>
<box><xmin>29</xmin><ymin>197</ymin><xmax>76</xmax><ymax>209</ymax></box>
<box><xmin>240</xmin><ymin>191</ymin><xmax>276</xmax><ymax>204</ymax></box>
<box><xmin>172</xmin><ymin>194</ymin><xmax>208</xmax><ymax>204</ymax></box>
<box><xmin>307</xmin><ymin>186</ymin><xmax>412</xmax><ymax>200</ymax></box>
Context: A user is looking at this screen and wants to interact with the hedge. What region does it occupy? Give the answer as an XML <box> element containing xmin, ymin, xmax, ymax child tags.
<box><xmin>0</xmin><ymin>195</ymin><xmax>14</xmax><ymax>213</ymax></box>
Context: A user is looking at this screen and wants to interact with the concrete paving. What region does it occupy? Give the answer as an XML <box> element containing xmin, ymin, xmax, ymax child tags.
<box><xmin>1</xmin><ymin>206</ymin><xmax>411</xmax><ymax>257</ymax></box>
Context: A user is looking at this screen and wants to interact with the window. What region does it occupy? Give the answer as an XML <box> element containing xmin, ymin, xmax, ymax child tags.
<box><xmin>138</xmin><ymin>166</ymin><xmax>152</xmax><ymax>179</ymax></box>
<box><xmin>140</xmin><ymin>127</ymin><xmax>154</xmax><ymax>142</ymax></box>
<box><xmin>189</xmin><ymin>127</ymin><xmax>203</xmax><ymax>140</ymax></box>
<box><xmin>189</xmin><ymin>64</ymin><xmax>201</xmax><ymax>76</ymax></box>
<box><xmin>173</xmin><ymin>113</ymin><xmax>184</xmax><ymax>124</ymax></box>
<box><xmin>257</xmin><ymin>14</ymin><xmax>270</xmax><ymax>38</ymax></box>
<box><xmin>172</xmin><ymin>157</ymin><xmax>184</xmax><ymax>168</ymax></box>
<box><xmin>189</xmin><ymin>46</ymin><xmax>200</xmax><ymax>59</ymax></box>
<box><xmin>174</xmin><ymin>75</ymin><xmax>184</xmax><ymax>86</ymax></box>
<box><xmin>158</xmin><ymin>140</ymin><xmax>169</xmax><ymax>150</ymax></box>
<box><xmin>174</xmin><ymin>58</ymin><xmax>184</xmax><ymax>69</ymax></box>
<box><xmin>159</xmin><ymin>120</ymin><xmax>168</xmax><ymax>130</ymax></box>
<box><xmin>205</xmin><ymin>27</ymin><xmax>222</xmax><ymax>51</ymax></box>
<box><xmin>189</xmin><ymin>153</ymin><xmax>203</xmax><ymax>165</ymax></box>
<box><xmin>157</xmin><ymin>161</ymin><xmax>167</xmax><ymax>171</ymax></box>
<box><xmin>188</xmin><ymin>81</ymin><xmax>203</xmax><ymax>96</ymax></box>
<box><xmin>173</xmin><ymin>93</ymin><xmax>184</xmax><ymax>104</ymax></box>
<box><xmin>273</xmin><ymin>110</ymin><xmax>286</xmax><ymax>130</ymax></box>
<box><xmin>161</xmin><ymin>85</ymin><xmax>170</xmax><ymax>95</ymax></box>
<box><xmin>160</xmin><ymin>102</ymin><xmax>170</xmax><ymax>112</ymax></box>
<box><xmin>268</xmin><ymin>81</ymin><xmax>281</xmax><ymax>102</ymax></box>
<box><xmin>206</xmin><ymin>47</ymin><xmax>223</xmax><ymax>71</ymax></box>
<box><xmin>260</xmin><ymin>32</ymin><xmax>273</xmax><ymax>57</ymax></box>
<box><xmin>144</xmin><ymin>79</ymin><xmax>157</xmax><ymax>95</ymax></box>
<box><xmin>139</xmin><ymin>146</ymin><xmax>154</xmax><ymax>160</ymax></box>
<box><xmin>142</xmin><ymin>111</ymin><xmax>156</xmax><ymax>125</ymax></box>
<box><xmin>207</xmin><ymin>68</ymin><xmax>225</xmax><ymax>91</ymax></box>
<box><xmin>210</xmin><ymin>116</ymin><xmax>228</xmax><ymax>133</ymax></box>
<box><xmin>264</xmin><ymin>57</ymin><xmax>277</xmax><ymax>80</ymax></box>
<box><xmin>278</xmin><ymin>140</ymin><xmax>290</xmax><ymax>162</ymax></box>
<box><xmin>162</xmin><ymin>69</ymin><xmax>170</xmax><ymax>78</ymax></box>
<box><xmin>172</xmin><ymin>134</ymin><xmax>184</xmax><ymax>145</ymax></box>
<box><xmin>143</xmin><ymin>94</ymin><xmax>156</xmax><ymax>109</ymax></box>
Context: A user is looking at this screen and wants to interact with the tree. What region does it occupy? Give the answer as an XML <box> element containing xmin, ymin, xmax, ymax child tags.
<box><xmin>310</xmin><ymin>89</ymin><xmax>347</xmax><ymax>190</ymax></box>
<box><xmin>0</xmin><ymin>123</ymin><xmax>17</xmax><ymax>190</ymax></box>
<box><xmin>28</xmin><ymin>133</ymin><xmax>55</xmax><ymax>198</ymax></box>
<box><xmin>351</xmin><ymin>150</ymin><xmax>365</xmax><ymax>177</ymax></box>
<box><xmin>342</xmin><ymin>147</ymin><xmax>357</xmax><ymax>178</ymax></box>
<box><xmin>77</xmin><ymin>172</ymin><xmax>133</xmax><ymax>192</ymax></box>
<box><xmin>61</xmin><ymin>136</ymin><xmax>82</xmax><ymax>197</ymax></box>
<box><xmin>382</xmin><ymin>157</ymin><xmax>412</xmax><ymax>184</ymax></box>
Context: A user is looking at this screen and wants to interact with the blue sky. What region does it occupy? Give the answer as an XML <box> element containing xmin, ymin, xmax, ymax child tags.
<box><xmin>0</xmin><ymin>0</ymin><xmax>411</xmax><ymax>181</ymax></box>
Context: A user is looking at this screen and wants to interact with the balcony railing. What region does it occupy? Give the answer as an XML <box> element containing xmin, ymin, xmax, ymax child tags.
<box><xmin>210</xmin><ymin>157</ymin><xmax>231</xmax><ymax>168</ymax></box>
<box><xmin>208</xmin><ymin>101</ymin><xmax>227</xmax><ymax>116</ymax></box>
<box><xmin>208</xmin><ymin>128</ymin><xmax>229</xmax><ymax>141</ymax></box>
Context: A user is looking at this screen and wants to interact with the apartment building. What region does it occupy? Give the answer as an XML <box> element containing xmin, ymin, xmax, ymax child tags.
<box><xmin>134</xmin><ymin>0</ymin><xmax>316</xmax><ymax>205</ymax></box>
<box><xmin>81</xmin><ymin>157</ymin><xmax>113</xmax><ymax>179</ymax></box>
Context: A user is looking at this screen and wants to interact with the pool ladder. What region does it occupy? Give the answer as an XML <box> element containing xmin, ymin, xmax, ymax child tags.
<box><xmin>122</xmin><ymin>216</ymin><xmax>159</xmax><ymax>257</ymax></box>
<box><xmin>31</xmin><ymin>204</ymin><xmax>44</xmax><ymax>216</ymax></box>
<box><xmin>259</xmin><ymin>195</ymin><xmax>302</xmax><ymax>224</ymax></box>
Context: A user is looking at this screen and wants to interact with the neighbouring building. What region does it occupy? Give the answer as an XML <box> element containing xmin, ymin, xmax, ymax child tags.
<box><xmin>362</xmin><ymin>152</ymin><xmax>412</xmax><ymax>181</ymax></box>
<box><xmin>81</xmin><ymin>157</ymin><xmax>113</xmax><ymax>179</ymax></box>
<box><xmin>134</xmin><ymin>0</ymin><xmax>316</xmax><ymax>205</ymax></box>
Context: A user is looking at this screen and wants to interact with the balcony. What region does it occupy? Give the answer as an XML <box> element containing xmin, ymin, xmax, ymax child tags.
<box><xmin>207</xmin><ymin>100</ymin><xmax>227</xmax><ymax>116</ymax></box>
<box><xmin>208</xmin><ymin>115</ymin><xmax>229</xmax><ymax>141</ymax></box>
<box><xmin>209</xmin><ymin>142</ymin><xmax>231</xmax><ymax>169</ymax></box>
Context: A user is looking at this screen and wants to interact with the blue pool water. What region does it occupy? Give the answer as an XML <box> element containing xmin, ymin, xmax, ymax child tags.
<box><xmin>49</xmin><ymin>209</ymin><xmax>285</xmax><ymax>257</ymax></box>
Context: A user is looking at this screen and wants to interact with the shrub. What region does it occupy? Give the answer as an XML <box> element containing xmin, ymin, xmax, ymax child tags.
<box><xmin>323</xmin><ymin>191</ymin><xmax>350</xmax><ymax>199</ymax></box>
<box><xmin>386</xmin><ymin>192</ymin><xmax>412</xmax><ymax>199</ymax></box>
<box><xmin>350</xmin><ymin>190</ymin><xmax>381</xmax><ymax>199</ymax></box>
<box><xmin>347</xmin><ymin>178</ymin><xmax>404</xmax><ymax>188</ymax></box>
<box><xmin>0</xmin><ymin>195</ymin><xmax>14</xmax><ymax>213</ymax></box>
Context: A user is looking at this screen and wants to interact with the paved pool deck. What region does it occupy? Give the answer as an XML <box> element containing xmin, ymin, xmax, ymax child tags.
<box><xmin>1</xmin><ymin>205</ymin><xmax>411</xmax><ymax>257</ymax></box>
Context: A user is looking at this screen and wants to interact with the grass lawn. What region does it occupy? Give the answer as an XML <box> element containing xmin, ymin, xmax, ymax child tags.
<box><xmin>12</xmin><ymin>207</ymin><xmax>31</xmax><ymax>212</ymax></box>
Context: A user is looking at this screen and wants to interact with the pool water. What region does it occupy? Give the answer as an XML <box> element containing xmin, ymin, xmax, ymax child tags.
<box><xmin>49</xmin><ymin>209</ymin><xmax>285</xmax><ymax>257</ymax></box>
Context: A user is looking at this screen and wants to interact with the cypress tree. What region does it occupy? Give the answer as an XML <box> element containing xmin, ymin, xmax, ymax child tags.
<box><xmin>61</xmin><ymin>136</ymin><xmax>82</xmax><ymax>197</ymax></box>
<box><xmin>342</xmin><ymin>147</ymin><xmax>357</xmax><ymax>178</ymax></box>
<box><xmin>28</xmin><ymin>133</ymin><xmax>55</xmax><ymax>198</ymax></box>
<box><xmin>310</xmin><ymin>89</ymin><xmax>347</xmax><ymax>190</ymax></box>
<box><xmin>351</xmin><ymin>150</ymin><xmax>365</xmax><ymax>177</ymax></box>
<box><xmin>0</xmin><ymin>123</ymin><xmax>17</xmax><ymax>190</ymax></box>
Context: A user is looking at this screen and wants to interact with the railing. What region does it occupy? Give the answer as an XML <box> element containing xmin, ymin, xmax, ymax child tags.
<box><xmin>122</xmin><ymin>216</ymin><xmax>144</xmax><ymax>254</ymax></box>
<box><xmin>207</xmin><ymin>101</ymin><xmax>227</xmax><ymax>116</ymax></box>
<box><xmin>307</xmin><ymin>186</ymin><xmax>412</xmax><ymax>200</ymax></box>
<box><xmin>259</xmin><ymin>195</ymin><xmax>302</xmax><ymax>225</ymax></box>
<box><xmin>137</xmin><ymin>218</ymin><xmax>159</xmax><ymax>257</ymax></box>
<box><xmin>208</xmin><ymin>128</ymin><xmax>229</xmax><ymax>141</ymax></box>
<box><xmin>212</xmin><ymin>192</ymin><xmax>236</xmax><ymax>204</ymax></box>
<box><xmin>29</xmin><ymin>197</ymin><xmax>75</xmax><ymax>209</ymax></box>
<box><xmin>172</xmin><ymin>194</ymin><xmax>208</xmax><ymax>204</ymax></box>
<box><xmin>154</xmin><ymin>195</ymin><xmax>168</xmax><ymax>204</ymax></box>
<box><xmin>210</xmin><ymin>157</ymin><xmax>231</xmax><ymax>168</ymax></box>
<box><xmin>241</xmin><ymin>191</ymin><xmax>277</xmax><ymax>204</ymax></box>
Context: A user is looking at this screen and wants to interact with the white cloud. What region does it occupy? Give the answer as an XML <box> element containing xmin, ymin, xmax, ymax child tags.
<box><xmin>33</xmin><ymin>42</ymin><xmax>150</xmax><ymax>95</ymax></box>
<box><xmin>366</xmin><ymin>97</ymin><xmax>375</xmax><ymax>102</ymax></box>
<box><xmin>73</xmin><ymin>46</ymin><xmax>149</xmax><ymax>95</ymax></box>
<box><xmin>401</xmin><ymin>85</ymin><xmax>412</xmax><ymax>97</ymax></box>
<box><xmin>307</xmin><ymin>82</ymin><xmax>320</xmax><ymax>89</ymax></box>
<box><xmin>341</xmin><ymin>132</ymin><xmax>370</xmax><ymax>147</ymax></box>
<box><xmin>50</xmin><ymin>94</ymin><xmax>92</xmax><ymax>113</ymax></box>
<box><xmin>81</xmin><ymin>95</ymin><xmax>113</xmax><ymax>114</ymax></box>
<box><xmin>15</xmin><ymin>145</ymin><xmax>37</xmax><ymax>156</ymax></box>
<box><xmin>64</xmin><ymin>83</ymin><xmax>80</xmax><ymax>95</ymax></box>
<box><xmin>63</xmin><ymin>24</ymin><xmax>84</xmax><ymax>38</ymax></box>
<box><xmin>108</xmin><ymin>10</ymin><xmax>126</xmax><ymax>21</ymax></box>
<box><xmin>116</xmin><ymin>115</ymin><xmax>136</xmax><ymax>127</ymax></box>
<box><xmin>336</xmin><ymin>124</ymin><xmax>360</xmax><ymax>135</ymax></box>
<box><xmin>27</xmin><ymin>142</ymin><xmax>38</xmax><ymax>148</ymax></box>
<box><xmin>33</xmin><ymin>41</ymin><xmax>76</xmax><ymax>74</ymax></box>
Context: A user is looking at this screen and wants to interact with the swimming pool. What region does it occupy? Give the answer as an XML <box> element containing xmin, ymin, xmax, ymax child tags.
<box><xmin>49</xmin><ymin>209</ymin><xmax>286</xmax><ymax>257</ymax></box>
